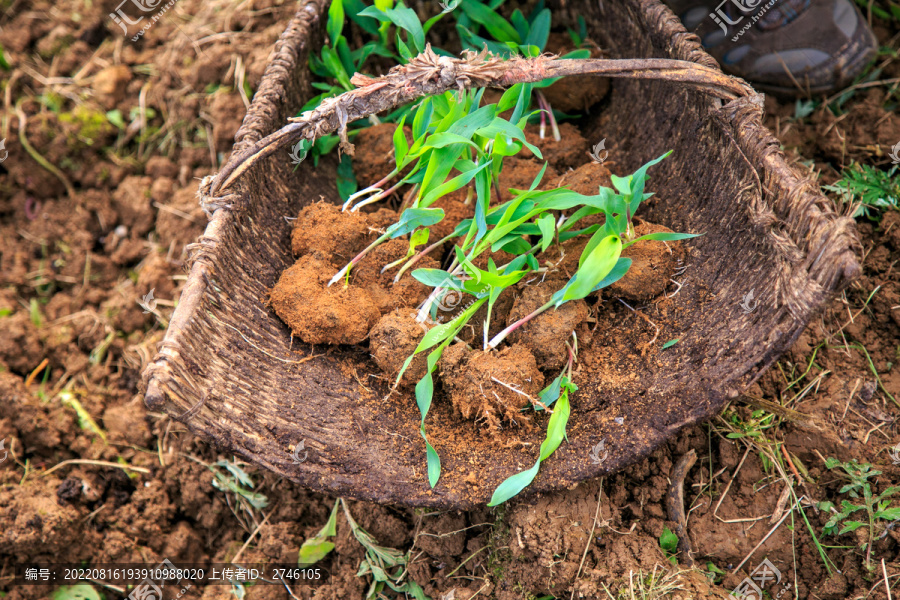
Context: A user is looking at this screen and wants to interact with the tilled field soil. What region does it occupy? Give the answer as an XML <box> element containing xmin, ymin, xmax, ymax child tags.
<box><xmin>1</xmin><ymin>1</ymin><xmax>899</xmax><ymax>598</ymax></box>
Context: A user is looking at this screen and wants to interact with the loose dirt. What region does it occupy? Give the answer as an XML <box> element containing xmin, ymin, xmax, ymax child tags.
<box><xmin>1</xmin><ymin>1</ymin><xmax>899</xmax><ymax>599</ymax></box>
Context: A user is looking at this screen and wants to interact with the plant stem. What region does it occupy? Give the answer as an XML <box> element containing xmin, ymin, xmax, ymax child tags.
<box><xmin>328</xmin><ymin>232</ymin><xmax>390</xmax><ymax>287</ymax></box>
<box><xmin>536</xmin><ymin>91</ymin><xmax>560</xmax><ymax>141</ymax></box>
<box><xmin>352</xmin><ymin>179</ymin><xmax>404</xmax><ymax>211</ymax></box>
<box><xmin>391</xmin><ymin>232</ymin><xmax>456</xmax><ymax>281</ymax></box>
<box><xmin>488</xmin><ymin>299</ymin><xmax>553</xmax><ymax>349</ymax></box>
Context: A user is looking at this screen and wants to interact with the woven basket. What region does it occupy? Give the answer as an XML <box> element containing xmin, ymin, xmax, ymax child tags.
<box><xmin>143</xmin><ymin>0</ymin><xmax>860</xmax><ymax>509</ymax></box>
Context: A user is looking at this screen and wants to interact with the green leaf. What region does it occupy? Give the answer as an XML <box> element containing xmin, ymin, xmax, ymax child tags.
<box><xmin>662</xmin><ymin>339</ymin><xmax>680</xmax><ymax>349</ymax></box>
<box><xmin>412</xmin><ymin>98</ymin><xmax>433</xmax><ymax>139</ymax></box>
<box><xmin>659</xmin><ymin>527</ymin><xmax>678</xmax><ymax>553</ymax></box>
<box><xmin>360</xmin><ymin>4</ymin><xmax>426</xmax><ymax>54</ymax></box>
<box><xmin>838</xmin><ymin>520</ymin><xmax>867</xmax><ymax>534</ymax></box>
<box><xmin>460</xmin><ymin>0</ymin><xmax>520</xmax><ymax>43</ymax></box>
<box><xmin>386</xmin><ymin>207</ymin><xmax>444</xmax><ymax>238</ymax></box>
<box><xmin>420</xmin><ymin>158</ymin><xmax>490</xmax><ymax>207</ymax></box>
<box><xmin>537</xmin><ymin>213</ymin><xmax>555</xmax><ymax>251</ymax></box>
<box><xmin>488</xmin><ymin>385</ymin><xmax>571</xmax><ymax>506</ymax></box>
<box><xmin>424</xmin><ymin>435</ymin><xmax>441</xmax><ymax>487</ymax></box>
<box><xmin>336</xmin><ymin>154</ymin><xmax>357</xmax><ymax>201</ymax></box>
<box><xmin>524</xmin><ymin>8</ymin><xmax>550</xmax><ymax>49</ymax></box>
<box><xmin>327</xmin><ymin>0</ymin><xmax>345</xmax><ymax>46</ymax></box>
<box><xmin>591</xmin><ymin>257</ymin><xmax>631</xmax><ymax>292</ymax></box>
<box><xmin>299</xmin><ymin>499</ymin><xmax>340</xmax><ymax>564</ymax></box>
<box><xmin>106</xmin><ymin>109</ymin><xmax>125</xmax><ymax>129</ymax></box>
<box><xmin>393</xmin><ymin>116</ymin><xmax>409</xmax><ymax>166</ymax></box>
<box><xmin>624</xmin><ymin>231</ymin><xmax>701</xmax><ymax>248</ymax></box>
<box><xmin>824</xmin><ymin>457</ymin><xmax>842</xmax><ymax>469</ymax></box>
<box><xmin>412</xmin><ymin>268</ymin><xmax>461</xmax><ymax>288</ymax></box>
<box><xmin>556</xmin><ymin>234</ymin><xmax>622</xmax><ymax>304</ymax></box>
<box><xmin>535</xmin><ymin>375</ymin><xmax>563</xmax><ymax>410</ymax></box>
<box><xmin>478</xmin><ymin>117</ymin><xmax>542</xmax><ymax>159</ymax></box>
<box><xmin>875</xmin><ymin>507</ymin><xmax>900</xmax><ymax>521</ymax></box>
<box><xmin>320</xmin><ymin>45</ymin><xmax>352</xmax><ymax>89</ymax></box>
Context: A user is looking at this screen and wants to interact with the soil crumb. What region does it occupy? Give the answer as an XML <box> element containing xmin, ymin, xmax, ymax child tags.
<box><xmin>269</xmin><ymin>254</ymin><xmax>380</xmax><ymax>345</ymax></box>
<box><xmin>506</xmin><ymin>282</ymin><xmax>589</xmax><ymax>370</ymax></box>
<box><xmin>439</xmin><ymin>343</ymin><xmax>544</xmax><ymax>432</ymax></box>
<box><xmin>369</xmin><ymin>309</ymin><xmax>428</xmax><ymax>386</ymax></box>
<box><xmin>525</xmin><ymin>122</ymin><xmax>591</xmax><ymax>171</ymax></box>
<box><xmin>498</xmin><ymin>157</ymin><xmax>558</xmax><ymax>201</ymax></box>
<box><xmin>354</xmin><ymin>238</ymin><xmax>439</xmax><ymax>315</ymax></box>
<box><xmin>609</xmin><ymin>222</ymin><xmax>683</xmax><ymax>302</ymax></box>
<box><xmin>291</xmin><ymin>201</ymin><xmax>370</xmax><ymax>266</ymax></box>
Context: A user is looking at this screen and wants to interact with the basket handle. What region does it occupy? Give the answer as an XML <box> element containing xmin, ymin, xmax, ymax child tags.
<box><xmin>211</xmin><ymin>46</ymin><xmax>754</xmax><ymax>196</ymax></box>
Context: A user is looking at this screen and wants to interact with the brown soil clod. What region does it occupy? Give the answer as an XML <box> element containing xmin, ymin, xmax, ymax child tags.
<box><xmin>506</xmin><ymin>282</ymin><xmax>589</xmax><ymax>371</ymax></box>
<box><xmin>551</xmin><ymin>160</ymin><xmax>614</xmax><ymax>196</ymax></box>
<box><xmin>498</xmin><ymin>157</ymin><xmax>559</xmax><ymax>201</ymax></box>
<box><xmin>439</xmin><ymin>342</ymin><xmax>545</xmax><ymax>432</ymax></box>
<box><xmin>354</xmin><ymin>238</ymin><xmax>439</xmax><ymax>315</ymax></box>
<box><xmin>609</xmin><ymin>222</ymin><xmax>684</xmax><ymax>302</ymax></box>
<box><xmin>291</xmin><ymin>200</ymin><xmax>371</xmax><ymax>266</ymax></box>
<box><xmin>428</xmin><ymin>188</ymin><xmax>474</xmax><ymax>241</ymax></box>
<box><xmin>269</xmin><ymin>254</ymin><xmax>380</xmax><ymax>345</ymax></box>
<box><xmin>525</xmin><ymin>122</ymin><xmax>591</xmax><ymax>171</ymax></box>
<box><xmin>369</xmin><ymin>309</ymin><xmax>428</xmax><ymax>387</ymax></box>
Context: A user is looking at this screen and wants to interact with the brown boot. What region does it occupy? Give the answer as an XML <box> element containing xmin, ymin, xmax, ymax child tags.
<box><xmin>665</xmin><ymin>0</ymin><xmax>878</xmax><ymax>97</ymax></box>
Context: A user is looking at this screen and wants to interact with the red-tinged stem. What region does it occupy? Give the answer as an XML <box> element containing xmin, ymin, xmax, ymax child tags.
<box><xmin>536</xmin><ymin>91</ymin><xmax>560</xmax><ymax>142</ymax></box>
<box><xmin>328</xmin><ymin>232</ymin><xmax>391</xmax><ymax>287</ymax></box>
<box><xmin>488</xmin><ymin>299</ymin><xmax>554</xmax><ymax>349</ymax></box>
<box><xmin>352</xmin><ymin>179</ymin><xmax>405</xmax><ymax>211</ymax></box>
<box><xmin>391</xmin><ymin>232</ymin><xmax>456</xmax><ymax>280</ymax></box>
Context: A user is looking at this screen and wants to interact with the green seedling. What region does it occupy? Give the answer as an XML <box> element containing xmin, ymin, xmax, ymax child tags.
<box><xmin>339</xmin><ymin>499</ymin><xmax>429</xmax><ymax>599</ymax></box>
<box><xmin>193</xmin><ymin>458</ymin><xmax>269</xmax><ymax>522</ymax></box>
<box><xmin>294</xmin><ymin>0</ymin><xmax>700</xmax><ymax>503</ymax></box>
<box><xmin>487</xmin><ymin>339</ymin><xmax>576</xmax><ymax>506</ymax></box>
<box><xmin>823</xmin><ymin>163</ymin><xmax>899</xmax><ymax>220</ymax></box>
<box><xmin>298</xmin><ymin>499</ymin><xmax>340</xmax><ymax>565</ymax></box>
<box><xmin>659</xmin><ymin>527</ymin><xmax>679</xmax><ymax>565</ymax></box>
<box><xmin>819</xmin><ymin>458</ymin><xmax>900</xmax><ymax>572</ymax></box>
<box><xmin>454</xmin><ymin>0</ymin><xmax>591</xmax><ymax>140</ymax></box>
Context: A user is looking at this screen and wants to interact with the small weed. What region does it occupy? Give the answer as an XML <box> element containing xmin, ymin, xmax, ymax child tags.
<box><xmin>658</xmin><ymin>528</ymin><xmax>678</xmax><ymax>566</ymax></box>
<box><xmin>824</xmin><ymin>163</ymin><xmax>899</xmax><ymax>220</ymax></box>
<box><xmin>819</xmin><ymin>457</ymin><xmax>900</xmax><ymax>571</ymax></box>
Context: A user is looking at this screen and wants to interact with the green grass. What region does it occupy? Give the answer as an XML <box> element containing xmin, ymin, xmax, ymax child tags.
<box><xmin>819</xmin><ymin>458</ymin><xmax>900</xmax><ymax>571</ymax></box>
<box><xmin>824</xmin><ymin>163</ymin><xmax>899</xmax><ymax>220</ymax></box>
